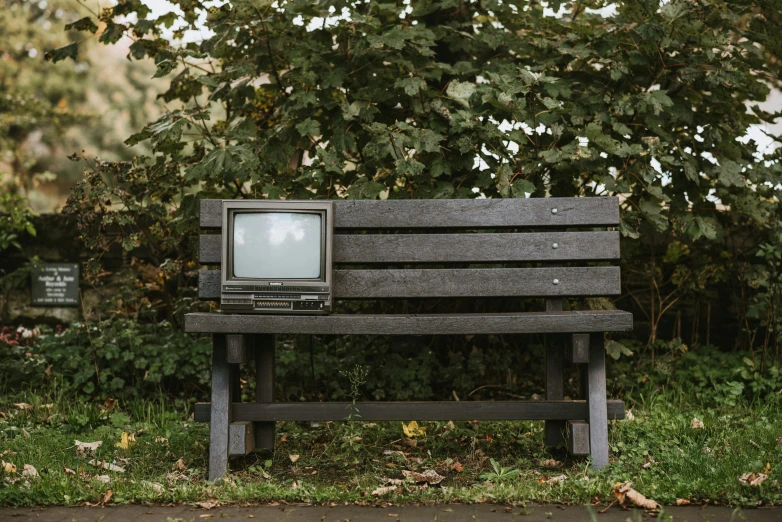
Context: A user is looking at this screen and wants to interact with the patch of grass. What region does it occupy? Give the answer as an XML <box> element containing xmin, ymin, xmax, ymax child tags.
<box><xmin>0</xmin><ymin>389</ymin><xmax>780</xmax><ymax>508</ymax></box>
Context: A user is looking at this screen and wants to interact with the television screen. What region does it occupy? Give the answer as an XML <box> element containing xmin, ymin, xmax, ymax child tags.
<box><xmin>233</xmin><ymin>212</ymin><xmax>322</xmax><ymax>279</ymax></box>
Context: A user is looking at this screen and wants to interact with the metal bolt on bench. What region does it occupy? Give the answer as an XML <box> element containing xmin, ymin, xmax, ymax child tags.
<box><xmin>187</xmin><ymin>197</ymin><xmax>633</xmax><ymax>481</ymax></box>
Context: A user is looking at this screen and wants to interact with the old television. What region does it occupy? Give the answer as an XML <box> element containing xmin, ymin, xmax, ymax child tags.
<box><xmin>220</xmin><ymin>200</ymin><xmax>334</xmax><ymax>314</ymax></box>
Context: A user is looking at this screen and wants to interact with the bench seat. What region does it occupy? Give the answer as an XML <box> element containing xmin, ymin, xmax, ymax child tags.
<box><xmin>184</xmin><ymin>310</ymin><xmax>632</xmax><ymax>335</ymax></box>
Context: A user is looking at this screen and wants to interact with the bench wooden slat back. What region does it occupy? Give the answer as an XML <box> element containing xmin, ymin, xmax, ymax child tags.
<box><xmin>197</xmin><ymin>197</ymin><xmax>621</xmax><ymax>300</ymax></box>
<box><xmin>200</xmin><ymin>197</ymin><xmax>619</xmax><ymax>229</ymax></box>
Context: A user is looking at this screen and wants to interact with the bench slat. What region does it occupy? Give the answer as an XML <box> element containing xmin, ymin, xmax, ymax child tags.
<box><xmin>184</xmin><ymin>310</ymin><xmax>632</xmax><ymax>334</ymax></box>
<box><xmin>197</xmin><ymin>266</ymin><xmax>620</xmax><ymax>299</ymax></box>
<box><xmin>193</xmin><ymin>400</ymin><xmax>626</xmax><ymax>422</ymax></box>
<box><xmin>199</xmin><ymin>231</ymin><xmax>620</xmax><ymax>265</ymax></box>
<box><xmin>200</xmin><ymin>197</ymin><xmax>620</xmax><ymax>229</ymax></box>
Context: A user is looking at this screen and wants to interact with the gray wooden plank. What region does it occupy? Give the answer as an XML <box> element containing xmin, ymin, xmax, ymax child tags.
<box><xmin>200</xmin><ymin>197</ymin><xmax>620</xmax><ymax>230</ymax></box>
<box><xmin>208</xmin><ymin>335</ymin><xmax>231</xmax><ymax>482</ymax></box>
<box><xmin>568</xmin><ymin>333</ymin><xmax>590</xmax><ymax>364</ymax></box>
<box><xmin>254</xmin><ymin>334</ymin><xmax>276</xmax><ymax>451</ymax></box>
<box><xmin>566</xmin><ymin>420</ymin><xmax>590</xmax><ymax>456</ymax></box>
<box><xmin>226</xmin><ymin>334</ymin><xmax>252</xmax><ymax>364</ymax></box>
<box><xmin>198</xmin><ymin>266</ymin><xmax>621</xmax><ymax>300</ymax></box>
<box><xmin>587</xmin><ymin>333</ymin><xmax>610</xmax><ymax>469</ymax></box>
<box><xmin>185</xmin><ymin>310</ymin><xmax>633</xmax><ymax>335</ymax></box>
<box><xmin>545</xmin><ymin>334</ymin><xmax>566</xmax><ymax>447</ymax></box>
<box><xmin>200</xmin><ymin>199</ymin><xmax>222</xmax><ymax>229</ymax></box>
<box><xmin>193</xmin><ymin>400</ymin><xmax>625</xmax><ymax>422</ymax></box>
<box><xmin>199</xmin><ymin>231</ymin><xmax>620</xmax><ymax>265</ymax></box>
<box><xmin>229</xmin><ymin>422</ymin><xmax>255</xmax><ymax>456</ymax></box>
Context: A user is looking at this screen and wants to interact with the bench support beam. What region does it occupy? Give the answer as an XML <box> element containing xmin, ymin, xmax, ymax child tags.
<box><xmin>193</xmin><ymin>400</ymin><xmax>625</xmax><ymax>422</ymax></box>
<box><xmin>544</xmin><ymin>299</ymin><xmax>566</xmax><ymax>448</ymax></box>
<box><xmin>254</xmin><ymin>334</ymin><xmax>276</xmax><ymax>451</ymax></box>
<box><xmin>208</xmin><ymin>335</ymin><xmax>231</xmax><ymax>483</ymax></box>
<box><xmin>587</xmin><ymin>333</ymin><xmax>610</xmax><ymax>469</ymax></box>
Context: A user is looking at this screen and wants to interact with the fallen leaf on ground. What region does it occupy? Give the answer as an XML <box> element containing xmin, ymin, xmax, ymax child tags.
<box><xmin>776</xmin><ymin>437</ymin><xmax>782</xmax><ymax>446</ymax></box>
<box><xmin>690</xmin><ymin>417</ymin><xmax>704</xmax><ymax>429</ymax></box>
<box><xmin>625</xmin><ymin>409</ymin><xmax>635</xmax><ymax>421</ymax></box>
<box><xmin>387</xmin><ymin>514</ymin><xmax>398</xmax><ymax>518</ymax></box>
<box><xmin>200</xmin><ymin>515</ymin><xmax>214</xmax><ymax>519</ymax></box>
<box><xmin>75</xmin><ymin>440</ymin><xmax>103</xmax><ymax>456</ymax></box>
<box><xmin>197</xmin><ymin>499</ymin><xmax>219</xmax><ymax>509</ymax></box>
<box><xmin>676</xmin><ymin>499</ymin><xmax>691</xmax><ymax>505</ymax></box>
<box><xmin>174</xmin><ymin>458</ymin><xmax>186</xmax><ymax>471</ymax></box>
<box><xmin>450</xmin><ymin>460</ymin><xmax>464</xmax><ymax>473</ymax></box>
<box><xmin>100</xmin><ymin>489</ymin><xmax>113</xmax><ymax>505</ymax></box>
<box><xmin>538</xmin><ymin>474</ymin><xmax>568</xmax><ymax>484</ymax></box>
<box><xmin>2</xmin><ymin>461</ymin><xmax>17</xmax><ymax>474</ymax></box>
<box><xmin>764</xmin><ymin>463</ymin><xmax>772</xmax><ymax>474</ymax></box>
<box><xmin>738</xmin><ymin>472</ymin><xmax>768</xmax><ymax>487</ymax></box>
<box><xmin>402</xmin><ymin>437</ymin><xmax>417</xmax><ymax>448</ymax></box>
<box><xmin>289</xmin><ymin>454</ymin><xmax>300</xmax><ymax>463</ymax></box>
<box><xmin>371</xmin><ymin>485</ymin><xmax>397</xmax><ymax>496</ymax></box>
<box><xmin>444</xmin><ymin>421</ymin><xmax>455</xmax><ymax>431</ymax></box>
<box><xmin>96</xmin><ymin>475</ymin><xmax>111</xmax><ymax>484</ymax></box>
<box><xmin>383</xmin><ymin>478</ymin><xmax>404</xmax><ymax>485</ymax></box>
<box><xmin>155</xmin><ymin>437</ymin><xmax>168</xmax><ymax>443</ymax></box>
<box><xmin>88</xmin><ymin>460</ymin><xmax>125</xmax><ymax>473</ymax></box>
<box><xmin>63</xmin><ymin>467</ymin><xmax>76</xmax><ymax>476</ymax></box>
<box><xmin>143</xmin><ymin>481</ymin><xmax>165</xmax><ymax>496</ymax></box>
<box><xmin>402</xmin><ymin>421</ymin><xmax>426</xmax><ymax>438</ymax></box>
<box><xmin>22</xmin><ymin>464</ymin><xmax>38</xmax><ymax>478</ymax></box>
<box><xmin>116</xmin><ymin>432</ymin><xmax>136</xmax><ymax>450</ymax></box>
<box><xmin>613</xmin><ymin>481</ymin><xmax>660</xmax><ymax>510</ymax></box>
<box><xmin>402</xmin><ymin>469</ymin><xmax>444</xmax><ymax>484</ymax></box>
<box><xmin>13</xmin><ymin>403</ymin><xmax>32</xmax><ymax>411</ymax></box>
<box><xmin>22</xmin><ymin>428</ymin><xmax>30</xmax><ymax>438</ymax></box>
<box><xmin>541</xmin><ymin>459</ymin><xmax>562</xmax><ymax>469</ymax></box>
<box><xmin>383</xmin><ymin>450</ymin><xmax>406</xmax><ymax>458</ymax></box>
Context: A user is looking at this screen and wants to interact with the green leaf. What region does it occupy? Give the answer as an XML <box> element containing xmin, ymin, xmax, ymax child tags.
<box><xmin>511</xmin><ymin>179</ymin><xmax>535</xmax><ymax>198</ymax></box>
<box><xmin>605</xmin><ymin>340</ymin><xmax>634</xmax><ymax>360</ymax></box>
<box><xmin>100</xmin><ymin>22</ymin><xmax>128</xmax><ymax>44</ymax></box>
<box><xmin>446</xmin><ymin>81</ymin><xmax>476</xmax><ymax>109</ymax></box>
<box><xmin>296</xmin><ymin>119</ymin><xmax>320</xmax><ymax>137</ymax></box>
<box><xmin>65</xmin><ymin>17</ymin><xmax>98</xmax><ymax>34</ymax></box>
<box><xmin>395</xmin><ymin>77</ymin><xmax>427</xmax><ymax>96</ymax></box>
<box><xmin>44</xmin><ymin>43</ymin><xmax>79</xmax><ymax>63</ymax></box>
<box><xmin>717</xmin><ymin>160</ymin><xmax>745</xmax><ymax>187</ymax></box>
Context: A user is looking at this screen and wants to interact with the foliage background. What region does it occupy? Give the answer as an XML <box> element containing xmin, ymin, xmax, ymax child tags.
<box><xmin>2</xmin><ymin>0</ymin><xmax>781</xmax><ymax>405</ymax></box>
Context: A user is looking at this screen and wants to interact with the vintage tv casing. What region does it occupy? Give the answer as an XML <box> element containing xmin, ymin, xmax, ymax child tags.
<box><xmin>220</xmin><ymin>200</ymin><xmax>333</xmax><ymax>314</ymax></box>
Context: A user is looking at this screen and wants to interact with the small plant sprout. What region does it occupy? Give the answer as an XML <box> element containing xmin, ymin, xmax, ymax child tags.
<box><xmin>479</xmin><ymin>458</ymin><xmax>521</xmax><ymax>483</ymax></box>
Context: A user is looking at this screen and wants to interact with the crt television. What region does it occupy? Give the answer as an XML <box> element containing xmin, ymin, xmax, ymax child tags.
<box><xmin>220</xmin><ymin>200</ymin><xmax>334</xmax><ymax>314</ymax></box>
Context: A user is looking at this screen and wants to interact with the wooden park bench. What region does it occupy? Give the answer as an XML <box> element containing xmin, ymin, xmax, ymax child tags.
<box><xmin>187</xmin><ymin>197</ymin><xmax>632</xmax><ymax>481</ymax></box>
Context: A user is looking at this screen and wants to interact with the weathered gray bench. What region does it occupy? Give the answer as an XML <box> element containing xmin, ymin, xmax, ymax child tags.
<box><xmin>187</xmin><ymin>197</ymin><xmax>632</xmax><ymax>481</ymax></box>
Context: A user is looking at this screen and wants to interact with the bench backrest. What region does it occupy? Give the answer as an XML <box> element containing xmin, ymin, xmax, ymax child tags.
<box><xmin>197</xmin><ymin>197</ymin><xmax>620</xmax><ymax>302</ymax></box>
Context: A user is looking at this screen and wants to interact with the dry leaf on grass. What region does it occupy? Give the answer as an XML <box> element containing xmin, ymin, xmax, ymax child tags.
<box><xmin>402</xmin><ymin>437</ymin><xmax>417</xmax><ymax>448</ymax></box>
<box><xmin>88</xmin><ymin>460</ymin><xmax>125</xmax><ymax>473</ymax></box>
<box><xmin>538</xmin><ymin>474</ymin><xmax>568</xmax><ymax>484</ymax></box>
<box><xmin>63</xmin><ymin>467</ymin><xmax>76</xmax><ymax>476</ymax></box>
<box><xmin>96</xmin><ymin>475</ymin><xmax>111</xmax><ymax>484</ymax></box>
<box><xmin>100</xmin><ymin>489</ymin><xmax>113</xmax><ymax>505</ymax></box>
<box><xmin>116</xmin><ymin>432</ymin><xmax>136</xmax><ymax>450</ymax></box>
<box><xmin>540</xmin><ymin>459</ymin><xmax>562</xmax><ymax>469</ymax></box>
<box><xmin>22</xmin><ymin>465</ymin><xmax>38</xmax><ymax>478</ymax></box>
<box><xmin>197</xmin><ymin>499</ymin><xmax>219</xmax><ymax>509</ymax></box>
<box><xmin>13</xmin><ymin>403</ymin><xmax>33</xmax><ymax>411</ymax></box>
<box><xmin>371</xmin><ymin>485</ymin><xmax>397</xmax><ymax>496</ymax></box>
<box><xmin>143</xmin><ymin>481</ymin><xmax>165</xmax><ymax>496</ymax></box>
<box><xmin>402</xmin><ymin>469</ymin><xmax>444</xmax><ymax>484</ymax></box>
<box><xmin>174</xmin><ymin>458</ymin><xmax>186</xmax><ymax>471</ymax></box>
<box><xmin>289</xmin><ymin>454</ymin><xmax>300</xmax><ymax>463</ymax></box>
<box><xmin>383</xmin><ymin>450</ymin><xmax>407</xmax><ymax>458</ymax></box>
<box><xmin>450</xmin><ymin>460</ymin><xmax>464</xmax><ymax>473</ymax></box>
<box><xmin>675</xmin><ymin>499</ymin><xmax>691</xmax><ymax>505</ymax></box>
<box><xmin>738</xmin><ymin>472</ymin><xmax>768</xmax><ymax>487</ymax></box>
<box><xmin>2</xmin><ymin>461</ymin><xmax>17</xmax><ymax>474</ymax></box>
<box><xmin>625</xmin><ymin>409</ymin><xmax>635</xmax><ymax>421</ymax></box>
<box><xmin>402</xmin><ymin>421</ymin><xmax>426</xmax><ymax>438</ymax></box>
<box><xmin>613</xmin><ymin>481</ymin><xmax>660</xmax><ymax>510</ymax></box>
<box><xmin>75</xmin><ymin>440</ymin><xmax>103</xmax><ymax>456</ymax></box>
<box><xmin>690</xmin><ymin>417</ymin><xmax>704</xmax><ymax>429</ymax></box>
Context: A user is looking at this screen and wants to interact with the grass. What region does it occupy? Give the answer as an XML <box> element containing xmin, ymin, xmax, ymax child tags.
<box><xmin>0</xmin><ymin>388</ymin><xmax>780</xmax><ymax>508</ymax></box>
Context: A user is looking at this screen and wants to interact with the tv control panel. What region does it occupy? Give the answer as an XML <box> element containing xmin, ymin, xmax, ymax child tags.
<box><xmin>220</xmin><ymin>290</ymin><xmax>330</xmax><ymax>315</ymax></box>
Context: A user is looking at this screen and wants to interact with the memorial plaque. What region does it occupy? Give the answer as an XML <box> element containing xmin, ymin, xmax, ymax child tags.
<box><xmin>31</xmin><ymin>264</ymin><xmax>79</xmax><ymax>307</ymax></box>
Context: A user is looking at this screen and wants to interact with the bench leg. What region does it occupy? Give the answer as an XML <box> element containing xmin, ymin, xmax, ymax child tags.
<box><xmin>544</xmin><ymin>333</ymin><xmax>566</xmax><ymax>447</ymax></box>
<box><xmin>208</xmin><ymin>334</ymin><xmax>231</xmax><ymax>482</ymax></box>
<box><xmin>254</xmin><ymin>334</ymin><xmax>276</xmax><ymax>451</ymax></box>
<box><xmin>586</xmin><ymin>333</ymin><xmax>609</xmax><ymax>469</ymax></box>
